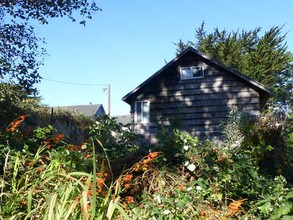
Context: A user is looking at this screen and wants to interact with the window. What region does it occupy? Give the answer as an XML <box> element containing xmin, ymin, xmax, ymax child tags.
<box><xmin>134</xmin><ymin>101</ymin><xmax>150</xmax><ymax>123</ymax></box>
<box><xmin>180</xmin><ymin>66</ymin><xmax>204</xmax><ymax>79</ymax></box>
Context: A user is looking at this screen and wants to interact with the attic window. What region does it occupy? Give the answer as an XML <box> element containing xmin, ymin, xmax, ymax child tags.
<box><xmin>180</xmin><ymin>66</ymin><xmax>204</xmax><ymax>79</ymax></box>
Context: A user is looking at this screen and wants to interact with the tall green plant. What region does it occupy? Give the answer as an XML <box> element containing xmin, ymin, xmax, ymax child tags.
<box><xmin>175</xmin><ymin>23</ymin><xmax>293</xmax><ymax>107</ymax></box>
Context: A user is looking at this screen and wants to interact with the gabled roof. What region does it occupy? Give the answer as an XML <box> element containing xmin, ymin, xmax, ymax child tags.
<box><xmin>56</xmin><ymin>104</ymin><xmax>105</xmax><ymax>117</ymax></box>
<box><xmin>114</xmin><ymin>115</ymin><xmax>131</xmax><ymax>125</ymax></box>
<box><xmin>122</xmin><ymin>47</ymin><xmax>271</xmax><ymax>108</ymax></box>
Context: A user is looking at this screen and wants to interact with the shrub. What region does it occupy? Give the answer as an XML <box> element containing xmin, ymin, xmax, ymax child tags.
<box><xmin>0</xmin><ymin>117</ymin><xmax>130</xmax><ymax>219</ymax></box>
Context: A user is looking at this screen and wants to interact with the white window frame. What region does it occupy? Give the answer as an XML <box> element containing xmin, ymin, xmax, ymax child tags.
<box><xmin>180</xmin><ymin>66</ymin><xmax>204</xmax><ymax>80</ymax></box>
<box><xmin>134</xmin><ymin>101</ymin><xmax>150</xmax><ymax>123</ymax></box>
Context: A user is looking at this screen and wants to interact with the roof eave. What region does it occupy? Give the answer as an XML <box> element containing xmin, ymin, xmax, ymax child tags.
<box><xmin>122</xmin><ymin>46</ymin><xmax>271</xmax><ymax>105</ymax></box>
<box><xmin>122</xmin><ymin>48</ymin><xmax>193</xmax><ymax>103</ymax></box>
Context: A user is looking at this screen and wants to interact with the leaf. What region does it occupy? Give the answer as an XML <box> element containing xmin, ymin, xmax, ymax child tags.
<box><xmin>48</xmin><ymin>194</ymin><xmax>58</xmax><ymax>220</ymax></box>
<box><xmin>278</xmin><ymin>202</ymin><xmax>293</xmax><ymax>216</ymax></box>
<box><xmin>285</xmin><ymin>190</ymin><xmax>293</xmax><ymax>200</ymax></box>
<box><xmin>259</xmin><ymin>201</ymin><xmax>272</xmax><ymax>215</ymax></box>
<box><xmin>282</xmin><ymin>215</ymin><xmax>293</xmax><ymax>220</ymax></box>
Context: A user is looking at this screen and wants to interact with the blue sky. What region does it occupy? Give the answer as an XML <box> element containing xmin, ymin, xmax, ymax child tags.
<box><xmin>36</xmin><ymin>0</ymin><xmax>293</xmax><ymax>116</ymax></box>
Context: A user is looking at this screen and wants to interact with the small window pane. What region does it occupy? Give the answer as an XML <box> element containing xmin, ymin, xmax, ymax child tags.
<box><xmin>135</xmin><ymin>101</ymin><xmax>149</xmax><ymax>123</ymax></box>
<box><xmin>142</xmin><ymin>101</ymin><xmax>149</xmax><ymax>122</ymax></box>
<box><xmin>136</xmin><ymin>102</ymin><xmax>141</xmax><ymax>122</ymax></box>
<box><xmin>192</xmin><ymin>67</ymin><xmax>202</xmax><ymax>77</ymax></box>
<box><xmin>180</xmin><ymin>66</ymin><xmax>203</xmax><ymax>79</ymax></box>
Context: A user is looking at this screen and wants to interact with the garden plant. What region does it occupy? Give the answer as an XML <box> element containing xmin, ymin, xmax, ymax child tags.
<box><xmin>0</xmin><ymin>97</ymin><xmax>293</xmax><ymax>219</ymax></box>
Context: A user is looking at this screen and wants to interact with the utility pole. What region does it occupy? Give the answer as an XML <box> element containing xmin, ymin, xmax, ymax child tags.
<box><xmin>108</xmin><ymin>84</ymin><xmax>111</xmax><ymax>115</ymax></box>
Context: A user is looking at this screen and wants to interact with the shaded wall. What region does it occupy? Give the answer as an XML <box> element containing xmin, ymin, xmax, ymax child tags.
<box><xmin>130</xmin><ymin>52</ymin><xmax>260</xmax><ymax>143</ymax></box>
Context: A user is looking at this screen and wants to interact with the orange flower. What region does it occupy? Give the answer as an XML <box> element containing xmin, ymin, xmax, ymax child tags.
<box><xmin>21</xmin><ymin>200</ymin><xmax>27</xmax><ymax>205</ymax></box>
<box><xmin>228</xmin><ymin>199</ymin><xmax>246</xmax><ymax>212</ymax></box>
<box><xmin>142</xmin><ymin>164</ymin><xmax>149</xmax><ymax>171</ymax></box>
<box><xmin>148</xmin><ymin>152</ymin><xmax>159</xmax><ymax>159</ymax></box>
<box><xmin>5</xmin><ymin>115</ymin><xmax>26</xmax><ymax>132</ymax></box>
<box><xmin>87</xmin><ymin>190</ymin><xmax>93</xmax><ymax>196</ymax></box>
<box><xmin>142</xmin><ymin>158</ymin><xmax>152</xmax><ymax>164</ymax></box>
<box><xmin>52</xmin><ymin>134</ymin><xmax>64</xmax><ymax>142</ymax></box>
<box><xmin>32</xmin><ymin>189</ymin><xmax>41</xmax><ymax>194</ymax></box>
<box><xmin>103</xmin><ymin>172</ymin><xmax>109</xmax><ymax>178</ymax></box>
<box><xmin>97</xmin><ymin>178</ymin><xmax>105</xmax><ymax>187</ymax></box>
<box><xmin>124</xmin><ymin>183</ymin><xmax>131</xmax><ymax>189</ymax></box>
<box><xmin>178</xmin><ymin>184</ymin><xmax>186</xmax><ymax>191</ymax></box>
<box><xmin>27</xmin><ymin>161</ymin><xmax>33</xmax><ymax>167</ymax></box>
<box><xmin>123</xmin><ymin>174</ymin><xmax>133</xmax><ymax>182</ymax></box>
<box><xmin>97</xmin><ymin>172</ymin><xmax>103</xmax><ymax>177</ymax></box>
<box><xmin>46</xmin><ymin>144</ymin><xmax>52</xmax><ymax>150</ymax></box>
<box><xmin>67</xmin><ymin>145</ymin><xmax>74</xmax><ymax>151</ymax></box>
<box><xmin>125</xmin><ymin>196</ymin><xmax>135</xmax><ymax>204</ymax></box>
<box><xmin>102</xmin><ymin>190</ymin><xmax>108</xmax><ymax>197</ymax></box>
<box><xmin>85</xmin><ymin>154</ymin><xmax>91</xmax><ymax>159</ymax></box>
<box><xmin>200</xmin><ymin>210</ymin><xmax>207</xmax><ymax>216</ymax></box>
<box><xmin>133</xmin><ymin>163</ymin><xmax>140</xmax><ymax>171</ymax></box>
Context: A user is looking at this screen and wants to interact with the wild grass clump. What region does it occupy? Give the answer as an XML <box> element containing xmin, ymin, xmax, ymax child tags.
<box><xmin>0</xmin><ymin>116</ymin><xmax>133</xmax><ymax>219</ymax></box>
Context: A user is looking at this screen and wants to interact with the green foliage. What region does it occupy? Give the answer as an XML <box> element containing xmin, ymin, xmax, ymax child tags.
<box><xmin>175</xmin><ymin>22</ymin><xmax>293</xmax><ymax>107</ymax></box>
<box><xmin>155</xmin><ymin>129</ymin><xmax>198</xmax><ymax>165</ymax></box>
<box><xmin>87</xmin><ymin>114</ymin><xmax>140</xmax><ymax>176</ymax></box>
<box><xmin>239</xmin><ymin>109</ymin><xmax>293</xmax><ymax>183</ymax></box>
<box><xmin>0</xmin><ymin>0</ymin><xmax>101</xmax><ymax>93</ymax></box>
<box><xmin>0</xmin><ymin>118</ymin><xmax>128</xmax><ymax>219</ymax></box>
<box><xmin>0</xmin><ymin>0</ymin><xmax>101</xmax><ymax>25</ymax></box>
<box><xmin>136</xmin><ymin>111</ymin><xmax>293</xmax><ymax>219</ymax></box>
<box><xmin>0</xmin><ymin>83</ymin><xmax>95</xmax><ymax>144</ymax></box>
<box><xmin>0</xmin><ymin>83</ymin><xmax>31</xmax><ymax>126</ymax></box>
<box><xmin>253</xmin><ymin>176</ymin><xmax>293</xmax><ymax>219</ymax></box>
<box><xmin>1</xmin><ymin>106</ymin><xmax>293</xmax><ymax>219</ymax></box>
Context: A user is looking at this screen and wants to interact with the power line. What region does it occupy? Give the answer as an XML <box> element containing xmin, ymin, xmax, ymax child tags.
<box><xmin>42</xmin><ymin>77</ymin><xmax>108</xmax><ymax>86</ymax></box>
<box><xmin>42</xmin><ymin>77</ymin><xmax>111</xmax><ymax>115</ymax></box>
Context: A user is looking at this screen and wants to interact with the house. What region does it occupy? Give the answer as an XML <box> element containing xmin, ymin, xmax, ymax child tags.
<box><xmin>55</xmin><ymin>104</ymin><xmax>106</xmax><ymax>118</ymax></box>
<box><xmin>122</xmin><ymin>47</ymin><xmax>271</xmax><ymax>143</ymax></box>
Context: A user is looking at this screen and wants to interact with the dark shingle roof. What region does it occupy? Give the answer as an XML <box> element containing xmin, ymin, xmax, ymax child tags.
<box><xmin>122</xmin><ymin>47</ymin><xmax>271</xmax><ymax>108</ymax></box>
<box><xmin>114</xmin><ymin>115</ymin><xmax>131</xmax><ymax>125</ymax></box>
<box><xmin>56</xmin><ymin>104</ymin><xmax>105</xmax><ymax>117</ymax></box>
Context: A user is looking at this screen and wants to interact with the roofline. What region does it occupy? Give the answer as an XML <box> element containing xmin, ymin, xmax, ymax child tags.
<box><xmin>122</xmin><ymin>48</ymin><xmax>192</xmax><ymax>102</ymax></box>
<box><xmin>122</xmin><ymin>46</ymin><xmax>271</xmax><ymax>103</ymax></box>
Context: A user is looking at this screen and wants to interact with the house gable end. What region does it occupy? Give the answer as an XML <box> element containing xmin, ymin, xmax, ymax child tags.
<box><xmin>122</xmin><ymin>47</ymin><xmax>271</xmax><ymax>108</ymax></box>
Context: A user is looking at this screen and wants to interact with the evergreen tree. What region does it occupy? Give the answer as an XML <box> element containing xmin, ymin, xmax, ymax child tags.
<box><xmin>175</xmin><ymin>23</ymin><xmax>293</xmax><ymax>110</ymax></box>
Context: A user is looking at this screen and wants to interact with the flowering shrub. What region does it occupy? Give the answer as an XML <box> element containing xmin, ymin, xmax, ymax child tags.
<box><xmin>1</xmin><ymin>109</ymin><xmax>293</xmax><ymax>219</ymax></box>
<box><xmin>0</xmin><ymin>116</ymin><xmax>131</xmax><ymax>219</ymax></box>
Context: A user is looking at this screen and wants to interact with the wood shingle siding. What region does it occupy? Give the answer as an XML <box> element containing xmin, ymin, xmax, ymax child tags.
<box><xmin>123</xmin><ymin>47</ymin><xmax>271</xmax><ymax>143</ymax></box>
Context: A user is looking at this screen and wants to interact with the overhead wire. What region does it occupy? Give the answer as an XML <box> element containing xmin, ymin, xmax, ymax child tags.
<box><xmin>42</xmin><ymin>77</ymin><xmax>108</xmax><ymax>87</ymax></box>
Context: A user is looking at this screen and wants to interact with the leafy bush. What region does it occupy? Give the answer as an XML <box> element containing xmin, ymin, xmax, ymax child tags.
<box><xmin>1</xmin><ymin>106</ymin><xmax>293</xmax><ymax>219</ymax></box>
<box><xmin>0</xmin><ymin>116</ymin><xmax>131</xmax><ymax>219</ymax></box>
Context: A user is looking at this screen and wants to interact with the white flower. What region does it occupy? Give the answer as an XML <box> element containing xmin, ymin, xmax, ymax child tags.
<box><xmin>187</xmin><ymin>163</ymin><xmax>196</xmax><ymax>172</ymax></box>
<box><xmin>163</xmin><ymin>209</ymin><xmax>170</xmax><ymax>215</ymax></box>
<box><xmin>81</xmin><ymin>144</ymin><xmax>87</xmax><ymax>150</ymax></box>
<box><xmin>153</xmin><ymin>194</ymin><xmax>162</xmax><ymax>204</ymax></box>
<box><xmin>196</xmin><ymin>185</ymin><xmax>202</xmax><ymax>191</ymax></box>
<box><xmin>184</xmin><ymin>161</ymin><xmax>189</xmax><ymax>166</ymax></box>
<box><xmin>187</xmin><ymin>186</ymin><xmax>193</xmax><ymax>191</ymax></box>
<box><xmin>183</xmin><ymin>145</ymin><xmax>189</xmax><ymax>151</ymax></box>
